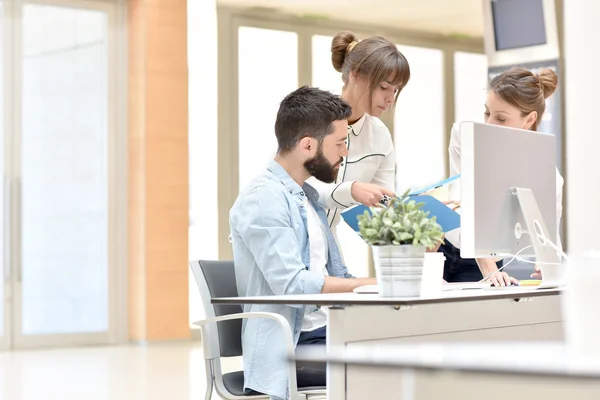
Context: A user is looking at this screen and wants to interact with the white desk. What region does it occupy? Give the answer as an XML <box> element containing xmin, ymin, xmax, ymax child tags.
<box><xmin>212</xmin><ymin>288</ymin><xmax>563</xmax><ymax>400</ymax></box>
<box><xmin>295</xmin><ymin>342</ymin><xmax>600</xmax><ymax>399</ymax></box>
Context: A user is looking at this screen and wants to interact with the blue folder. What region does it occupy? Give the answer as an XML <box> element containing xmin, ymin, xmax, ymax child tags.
<box><xmin>409</xmin><ymin>174</ymin><xmax>460</xmax><ymax>195</ymax></box>
<box><xmin>407</xmin><ymin>195</ymin><xmax>460</xmax><ymax>233</ymax></box>
<box><xmin>341</xmin><ymin>195</ymin><xmax>460</xmax><ymax>234</ymax></box>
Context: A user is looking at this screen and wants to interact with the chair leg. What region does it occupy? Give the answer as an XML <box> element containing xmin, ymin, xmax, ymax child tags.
<box><xmin>205</xmin><ymin>359</ymin><xmax>215</xmax><ymax>400</ymax></box>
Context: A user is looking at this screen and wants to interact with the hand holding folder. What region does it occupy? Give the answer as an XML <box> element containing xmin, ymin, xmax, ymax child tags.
<box><xmin>341</xmin><ymin>175</ymin><xmax>462</xmax><ymax>246</ymax></box>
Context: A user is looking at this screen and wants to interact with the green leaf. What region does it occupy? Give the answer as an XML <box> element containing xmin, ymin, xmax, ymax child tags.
<box><xmin>365</xmin><ymin>228</ymin><xmax>378</xmax><ymax>236</ymax></box>
<box><xmin>356</xmin><ymin>188</ymin><xmax>445</xmax><ymax>246</ymax></box>
<box><xmin>399</xmin><ymin>232</ymin><xmax>413</xmax><ymax>241</ymax></box>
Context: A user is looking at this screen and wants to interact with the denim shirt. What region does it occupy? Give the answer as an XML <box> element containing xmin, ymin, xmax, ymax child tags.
<box><xmin>229</xmin><ymin>159</ymin><xmax>353</xmax><ymax>399</ymax></box>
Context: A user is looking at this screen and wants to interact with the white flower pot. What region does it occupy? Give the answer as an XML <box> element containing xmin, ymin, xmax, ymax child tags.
<box><xmin>372</xmin><ymin>245</ymin><xmax>427</xmax><ymax>297</ymax></box>
<box><xmin>372</xmin><ymin>245</ymin><xmax>426</xmax><ymax>259</ymax></box>
<box><xmin>379</xmin><ymin>274</ymin><xmax>422</xmax><ymax>297</ymax></box>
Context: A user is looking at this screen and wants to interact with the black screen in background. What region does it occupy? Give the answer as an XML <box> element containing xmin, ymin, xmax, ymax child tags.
<box><xmin>492</xmin><ymin>0</ymin><xmax>547</xmax><ymax>51</ymax></box>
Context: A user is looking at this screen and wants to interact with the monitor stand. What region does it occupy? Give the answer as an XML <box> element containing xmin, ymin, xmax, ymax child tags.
<box><xmin>512</xmin><ymin>187</ymin><xmax>563</xmax><ymax>289</ymax></box>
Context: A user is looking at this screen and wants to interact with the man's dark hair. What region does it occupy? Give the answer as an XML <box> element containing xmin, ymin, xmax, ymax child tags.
<box><xmin>274</xmin><ymin>86</ymin><xmax>352</xmax><ymax>153</ymax></box>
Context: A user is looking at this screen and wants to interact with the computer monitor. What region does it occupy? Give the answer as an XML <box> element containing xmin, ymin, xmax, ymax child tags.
<box><xmin>483</xmin><ymin>0</ymin><xmax>559</xmax><ymax>68</ymax></box>
<box><xmin>460</xmin><ymin>122</ymin><xmax>561</xmax><ymax>286</ymax></box>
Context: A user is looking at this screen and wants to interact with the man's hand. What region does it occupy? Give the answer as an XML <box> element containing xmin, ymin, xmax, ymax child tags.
<box><xmin>485</xmin><ymin>271</ymin><xmax>519</xmax><ymax>287</ymax></box>
<box><xmin>531</xmin><ymin>265</ymin><xmax>542</xmax><ymax>279</ymax></box>
<box><xmin>351</xmin><ymin>182</ymin><xmax>395</xmax><ymax>207</ymax></box>
<box><xmin>477</xmin><ymin>258</ymin><xmax>519</xmax><ymax>287</ymax></box>
<box><xmin>322</xmin><ymin>276</ymin><xmax>377</xmax><ymax>293</ymax></box>
<box><xmin>442</xmin><ymin>200</ymin><xmax>461</xmax><ymax>211</ymax></box>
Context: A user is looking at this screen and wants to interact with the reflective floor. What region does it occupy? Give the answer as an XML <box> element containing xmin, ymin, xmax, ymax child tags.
<box><xmin>0</xmin><ymin>341</ymin><xmax>241</xmax><ymax>400</ymax></box>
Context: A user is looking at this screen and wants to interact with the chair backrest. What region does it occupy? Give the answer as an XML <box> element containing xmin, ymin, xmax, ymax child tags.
<box><xmin>190</xmin><ymin>260</ymin><xmax>244</xmax><ymax>358</ymax></box>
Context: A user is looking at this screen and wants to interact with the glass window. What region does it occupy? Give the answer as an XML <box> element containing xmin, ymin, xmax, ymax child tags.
<box><xmin>238</xmin><ymin>27</ymin><xmax>298</xmax><ymax>191</ymax></box>
<box><xmin>20</xmin><ymin>4</ymin><xmax>109</xmax><ymax>334</ymax></box>
<box><xmin>394</xmin><ymin>45</ymin><xmax>445</xmax><ymax>193</ymax></box>
<box><xmin>312</xmin><ymin>35</ymin><xmax>342</xmax><ymax>95</ymax></box>
<box><xmin>454</xmin><ymin>51</ymin><xmax>488</xmax><ymax>123</ymax></box>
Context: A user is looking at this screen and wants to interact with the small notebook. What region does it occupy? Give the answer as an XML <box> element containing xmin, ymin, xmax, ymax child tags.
<box><xmin>353</xmin><ymin>285</ymin><xmax>379</xmax><ymax>294</ymax></box>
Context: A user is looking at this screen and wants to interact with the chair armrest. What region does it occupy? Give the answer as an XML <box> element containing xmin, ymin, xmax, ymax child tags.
<box><xmin>193</xmin><ymin>312</ymin><xmax>302</xmax><ymax>400</ymax></box>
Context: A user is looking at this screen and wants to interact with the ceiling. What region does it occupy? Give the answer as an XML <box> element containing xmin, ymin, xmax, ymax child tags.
<box><xmin>218</xmin><ymin>0</ymin><xmax>485</xmax><ymax>38</ymax></box>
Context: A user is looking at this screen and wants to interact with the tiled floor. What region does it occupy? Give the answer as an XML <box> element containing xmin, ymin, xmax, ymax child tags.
<box><xmin>0</xmin><ymin>341</ymin><xmax>241</xmax><ymax>400</ymax></box>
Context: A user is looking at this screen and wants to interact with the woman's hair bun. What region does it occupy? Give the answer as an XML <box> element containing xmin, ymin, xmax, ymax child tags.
<box><xmin>331</xmin><ymin>31</ymin><xmax>359</xmax><ymax>73</ymax></box>
<box><xmin>538</xmin><ymin>68</ymin><xmax>558</xmax><ymax>99</ymax></box>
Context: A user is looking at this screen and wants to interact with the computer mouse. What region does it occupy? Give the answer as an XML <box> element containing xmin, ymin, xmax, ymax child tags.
<box><xmin>491</xmin><ymin>282</ymin><xmax>519</xmax><ymax>288</ymax></box>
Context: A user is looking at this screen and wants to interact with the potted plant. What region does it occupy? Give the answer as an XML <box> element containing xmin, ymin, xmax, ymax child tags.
<box><xmin>357</xmin><ymin>190</ymin><xmax>444</xmax><ymax>296</ymax></box>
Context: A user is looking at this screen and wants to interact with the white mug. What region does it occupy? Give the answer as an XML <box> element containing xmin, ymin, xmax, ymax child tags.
<box><xmin>420</xmin><ymin>252</ymin><xmax>446</xmax><ymax>297</ymax></box>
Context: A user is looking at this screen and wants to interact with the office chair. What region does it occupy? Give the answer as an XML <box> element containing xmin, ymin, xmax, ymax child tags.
<box><xmin>189</xmin><ymin>260</ymin><xmax>326</xmax><ymax>400</ymax></box>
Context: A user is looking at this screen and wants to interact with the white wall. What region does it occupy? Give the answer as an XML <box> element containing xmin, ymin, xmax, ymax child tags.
<box><xmin>564</xmin><ymin>0</ymin><xmax>600</xmax><ymax>253</ymax></box>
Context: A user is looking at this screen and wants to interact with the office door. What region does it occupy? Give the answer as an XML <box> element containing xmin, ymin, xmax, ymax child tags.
<box><xmin>3</xmin><ymin>0</ymin><xmax>120</xmax><ymax>349</ymax></box>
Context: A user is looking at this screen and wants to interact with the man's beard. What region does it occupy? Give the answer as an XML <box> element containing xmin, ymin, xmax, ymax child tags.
<box><xmin>304</xmin><ymin>145</ymin><xmax>342</xmax><ymax>183</ymax></box>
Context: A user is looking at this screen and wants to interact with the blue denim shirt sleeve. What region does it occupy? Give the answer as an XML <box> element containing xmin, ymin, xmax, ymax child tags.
<box><xmin>232</xmin><ymin>185</ymin><xmax>325</xmax><ymax>296</ymax></box>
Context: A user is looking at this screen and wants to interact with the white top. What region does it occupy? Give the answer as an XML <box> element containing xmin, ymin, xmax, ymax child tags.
<box><xmin>307</xmin><ymin>113</ymin><xmax>396</xmax><ymax>229</ymax></box>
<box><xmin>301</xmin><ymin>199</ymin><xmax>329</xmax><ymax>332</ymax></box>
<box><xmin>448</xmin><ymin>122</ymin><xmax>564</xmax><ymax>249</ymax></box>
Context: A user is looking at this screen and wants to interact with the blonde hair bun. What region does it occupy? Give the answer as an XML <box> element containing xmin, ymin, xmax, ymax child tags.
<box><xmin>538</xmin><ymin>68</ymin><xmax>558</xmax><ymax>99</ymax></box>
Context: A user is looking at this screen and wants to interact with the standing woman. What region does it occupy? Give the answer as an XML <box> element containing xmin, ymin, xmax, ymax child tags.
<box><xmin>307</xmin><ymin>31</ymin><xmax>411</xmax><ymax>250</ymax></box>
<box><xmin>442</xmin><ymin>67</ymin><xmax>564</xmax><ymax>286</ymax></box>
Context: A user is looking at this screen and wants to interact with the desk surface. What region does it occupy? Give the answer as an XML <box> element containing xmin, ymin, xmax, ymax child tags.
<box><xmin>212</xmin><ymin>288</ymin><xmax>561</xmax><ymax>306</ymax></box>
<box><xmin>294</xmin><ymin>343</ymin><xmax>600</xmax><ymax>380</ymax></box>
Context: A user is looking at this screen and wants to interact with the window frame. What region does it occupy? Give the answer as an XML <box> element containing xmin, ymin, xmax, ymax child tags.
<box><xmin>216</xmin><ymin>5</ymin><xmax>485</xmax><ymax>260</ymax></box>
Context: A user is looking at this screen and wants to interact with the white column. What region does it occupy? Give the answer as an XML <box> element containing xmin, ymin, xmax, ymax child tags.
<box><xmin>188</xmin><ymin>0</ymin><xmax>217</xmax><ymax>326</ymax></box>
<box><xmin>564</xmin><ymin>0</ymin><xmax>600</xmax><ymax>253</ymax></box>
